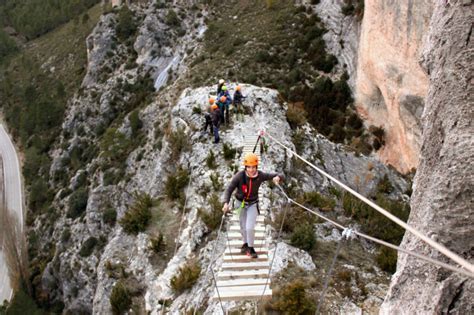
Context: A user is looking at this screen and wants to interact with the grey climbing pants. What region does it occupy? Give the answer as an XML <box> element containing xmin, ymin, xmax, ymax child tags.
<box><xmin>239</xmin><ymin>203</ymin><xmax>258</xmax><ymax>247</ymax></box>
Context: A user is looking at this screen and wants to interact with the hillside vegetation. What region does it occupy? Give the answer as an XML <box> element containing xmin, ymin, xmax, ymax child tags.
<box><xmin>185</xmin><ymin>0</ymin><xmax>377</xmax><ymax>152</ymax></box>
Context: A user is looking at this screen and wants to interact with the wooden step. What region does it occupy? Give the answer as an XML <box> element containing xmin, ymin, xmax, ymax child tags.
<box><xmin>217</xmin><ymin>269</ymin><xmax>269</xmax><ymax>280</ymax></box>
<box><xmin>223</xmin><ymin>254</ymin><xmax>269</xmax><ymax>262</ymax></box>
<box><xmin>221</xmin><ymin>261</ymin><xmax>269</xmax><ymax>271</ymax></box>
<box><xmin>225</xmin><ymin>248</ymin><xmax>268</xmax><ymax>255</ymax></box>
<box><xmin>229</xmin><ymin>225</ymin><xmax>265</xmax><ymax>232</ymax></box>
<box><xmin>212</xmin><ymin>287</ymin><xmax>272</xmax><ymax>301</ymax></box>
<box><xmin>230</xmin><ymin>216</ymin><xmax>265</xmax><ymax>223</ymax></box>
<box><xmin>216</xmin><ymin>278</ymin><xmax>271</xmax><ymax>287</ymax></box>
<box><xmin>227</xmin><ymin>232</ymin><xmax>265</xmax><ymax>240</ymax></box>
<box><xmin>227</xmin><ymin>240</ymin><xmax>266</xmax><ymax>248</ymax></box>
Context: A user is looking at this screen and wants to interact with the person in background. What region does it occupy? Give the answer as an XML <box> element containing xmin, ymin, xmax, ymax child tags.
<box><xmin>210</xmin><ymin>104</ymin><xmax>221</xmax><ymax>144</ymax></box>
<box><xmin>217</xmin><ymin>79</ymin><xmax>225</xmax><ymax>95</ymax></box>
<box><xmin>233</xmin><ymin>85</ymin><xmax>246</xmax><ymax>121</ymax></box>
<box><xmin>203</xmin><ymin>97</ymin><xmax>215</xmax><ymax>135</ymax></box>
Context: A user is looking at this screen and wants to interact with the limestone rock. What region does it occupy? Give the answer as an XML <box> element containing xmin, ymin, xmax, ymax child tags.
<box><xmin>380</xmin><ymin>1</ymin><xmax>474</xmax><ymax>313</ymax></box>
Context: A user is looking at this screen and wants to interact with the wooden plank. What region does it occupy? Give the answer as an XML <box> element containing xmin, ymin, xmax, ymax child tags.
<box><xmin>229</xmin><ymin>226</ymin><xmax>265</xmax><ymax>232</ymax></box>
<box><xmin>217</xmin><ymin>269</ymin><xmax>269</xmax><ymax>280</ymax></box>
<box><xmin>227</xmin><ymin>240</ymin><xmax>266</xmax><ymax>248</ymax></box>
<box><xmin>227</xmin><ymin>232</ymin><xmax>265</xmax><ymax>240</ymax></box>
<box><xmin>212</xmin><ymin>288</ymin><xmax>272</xmax><ymax>301</ymax></box>
<box><xmin>216</xmin><ymin>278</ymin><xmax>271</xmax><ymax>287</ymax></box>
<box><xmin>225</xmin><ymin>248</ymin><xmax>268</xmax><ymax>255</ymax></box>
<box><xmin>221</xmin><ymin>261</ymin><xmax>269</xmax><ymax>270</ymax></box>
<box><xmin>223</xmin><ymin>254</ymin><xmax>268</xmax><ymax>262</ymax></box>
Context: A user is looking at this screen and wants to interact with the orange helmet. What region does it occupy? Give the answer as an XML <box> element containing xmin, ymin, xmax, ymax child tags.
<box><xmin>236</xmin><ymin>85</ymin><xmax>241</xmax><ymax>91</ymax></box>
<box><xmin>209</xmin><ymin>97</ymin><xmax>215</xmax><ymax>104</ymax></box>
<box><xmin>220</xmin><ymin>96</ymin><xmax>227</xmax><ymax>102</ymax></box>
<box><xmin>243</xmin><ymin>153</ymin><xmax>259</xmax><ymax>167</ymax></box>
<box><xmin>211</xmin><ymin>104</ymin><xmax>218</xmax><ymax>111</ymax></box>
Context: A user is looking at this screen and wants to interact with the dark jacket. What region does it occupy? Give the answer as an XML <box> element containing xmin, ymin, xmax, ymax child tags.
<box><xmin>223</xmin><ymin>170</ymin><xmax>284</xmax><ymax>204</ymax></box>
<box><xmin>211</xmin><ymin>108</ymin><xmax>221</xmax><ymax>127</ymax></box>
<box><xmin>233</xmin><ymin>90</ymin><xmax>244</xmax><ymax>104</ymax></box>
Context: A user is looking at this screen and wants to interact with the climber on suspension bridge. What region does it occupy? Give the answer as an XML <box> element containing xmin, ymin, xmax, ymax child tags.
<box><xmin>222</xmin><ymin>153</ymin><xmax>284</xmax><ymax>258</ymax></box>
<box><xmin>233</xmin><ymin>85</ymin><xmax>246</xmax><ymax>121</ymax></box>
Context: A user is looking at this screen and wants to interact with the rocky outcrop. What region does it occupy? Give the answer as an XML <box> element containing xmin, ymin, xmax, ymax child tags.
<box><xmin>381</xmin><ymin>1</ymin><xmax>474</xmax><ymax>313</ymax></box>
<box><xmin>355</xmin><ymin>0</ymin><xmax>433</xmax><ymax>173</ymax></box>
<box><xmin>311</xmin><ymin>0</ymin><xmax>361</xmax><ymax>89</ymax></box>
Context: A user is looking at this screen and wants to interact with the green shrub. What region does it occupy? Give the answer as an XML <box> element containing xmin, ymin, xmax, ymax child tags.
<box><xmin>271</xmin><ymin>280</ymin><xmax>315</xmax><ymax>314</ymax></box>
<box><xmin>110</xmin><ymin>281</ymin><xmax>132</xmax><ymax>315</ymax></box>
<box><xmin>116</xmin><ymin>6</ymin><xmax>137</xmax><ymax>41</ymax></box>
<box><xmin>170</xmin><ymin>261</ymin><xmax>201</xmax><ymax>294</ymax></box>
<box><xmin>79</xmin><ymin>237</ymin><xmax>98</xmax><ymax>257</ymax></box>
<box><xmin>0</xmin><ymin>28</ymin><xmax>18</xmax><ymax>62</ymax></box>
<box><xmin>119</xmin><ymin>193</ymin><xmax>155</xmax><ymax>235</ymax></box>
<box><xmin>290</xmin><ymin>223</ymin><xmax>316</xmax><ymax>251</ymax></box>
<box><xmin>149</xmin><ymin>234</ymin><xmax>165</xmax><ymax>253</ymax></box>
<box><xmin>61</xmin><ymin>228</ymin><xmax>71</xmax><ymax>242</ymax></box>
<box><xmin>206</xmin><ymin>150</ymin><xmax>217</xmax><ymax>169</ymax></box>
<box><xmin>192</xmin><ymin>106</ymin><xmax>202</xmax><ymax>114</ymax></box>
<box><xmin>168</xmin><ymin>127</ymin><xmax>190</xmax><ymax>159</ymax></box>
<box><xmin>165</xmin><ymin>9</ymin><xmax>180</xmax><ymax>26</ymax></box>
<box><xmin>376</xmin><ymin>247</ymin><xmax>397</xmax><ymax>273</ymax></box>
<box><xmin>292</xmin><ymin>129</ymin><xmax>305</xmax><ymax>154</ymax></box>
<box><xmin>129</xmin><ymin>110</ymin><xmax>143</xmax><ymax>137</ymax></box>
<box><xmin>286</xmin><ymin>103</ymin><xmax>307</xmax><ymax>129</ymax></box>
<box><xmin>164</xmin><ymin>168</ymin><xmax>190</xmax><ymax>200</ymax></box>
<box><xmin>198</xmin><ymin>193</ymin><xmax>222</xmax><ymax>230</ymax></box>
<box><xmin>209</xmin><ymin>173</ymin><xmax>221</xmax><ymax>191</ymax></box>
<box><xmin>273</xmin><ymin>206</ymin><xmax>316</xmax><ymax>234</ymax></box>
<box><xmin>222</xmin><ymin>143</ymin><xmax>236</xmax><ymax>160</ymax></box>
<box><xmin>342</xmin><ymin>193</ymin><xmax>409</xmax><ymax>244</ymax></box>
<box><xmin>0</xmin><ymin>289</ymin><xmax>44</xmax><ymax>315</ymax></box>
<box><xmin>67</xmin><ymin>187</ymin><xmax>89</xmax><ymax>219</ymax></box>
<box><xmin>328</xmin><ymin>186</ymin><xmax>341</xmax><ymax>198</ymax></box>
<box><xmin>301</xmin><ymin>191</ymin><xmax>335</xmax><ymax>211</ymax></box>
<box><xmin>376</xmin><ymin>174</ymin><xmax>393</xmax><ymax>194</ymax></box>
<box><xmin>100</xmin><ymin>128</ymin><xmax>133</xmax><ymax>166</ymax></box>
<box><xmin>103</xmin><ymin>208</ymin><xmax>117</xmax><ymax>226</ymax></box>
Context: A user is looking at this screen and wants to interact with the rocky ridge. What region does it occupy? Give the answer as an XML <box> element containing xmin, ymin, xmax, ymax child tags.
<box><xmin>28</xmin><ymin>1</ymin><xmax>411</xmax><ymax>314</ymax></box>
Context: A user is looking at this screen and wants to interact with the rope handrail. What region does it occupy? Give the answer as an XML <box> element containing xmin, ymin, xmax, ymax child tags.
<box><xmin>274</xmin><ymin>184</ymin><xmax>474</xmax><ymax>279</ymax></box>
<box><xmin>193</xmin><ymin>214</ymin><xmax>227</xmax><ymax>315</ymax></box>
<box><xmin>264</xmin><ymin>131</ymin><xmax>474</xmax><ymax>274</ymax></box>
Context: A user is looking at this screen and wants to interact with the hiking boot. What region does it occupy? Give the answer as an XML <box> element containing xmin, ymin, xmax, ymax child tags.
<box><xmin>240</xmin><ymin>243</ymin><xmax>249</xmax><ymax>254</ymax></box>
<box><xmin>246</xmin><ymin>246</ymin><xmax>258</xmax><ymax>258</ymax></box>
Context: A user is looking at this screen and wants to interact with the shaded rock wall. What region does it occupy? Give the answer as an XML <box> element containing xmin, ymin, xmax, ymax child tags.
<box><xmin>355</xmin><ymin>0</ymin><xmax>433</xmax><ymax>173</ymax></box>
<box><xmin>381</xmin><ymin>1</ymin><xmax>474</xmax><ymax>313</ymax></box>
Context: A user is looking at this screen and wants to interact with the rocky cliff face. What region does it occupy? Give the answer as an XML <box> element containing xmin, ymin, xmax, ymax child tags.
<box><xmin>311</xmin><ymin>0</ymin><xmax>361</xmax><ymax>90</ymax></box>
<box><xmin>380</xmin><ymin>1</ymin><xmax>474</xmax><ymax>313</ymax></box>
<box><xmin>355</xmin><ymin>0</ymin><xmax>433</xmax><ymax>173</ymax></box>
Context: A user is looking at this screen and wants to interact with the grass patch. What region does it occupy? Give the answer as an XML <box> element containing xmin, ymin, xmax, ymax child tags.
<box><xmin>119</xmin><ymin>193</ymin><xmax>156</xmax><ymax>235</ymax></box>
<box><xmin>170</xmin><ymin>261</ymin><xmax>201</xmax><ymax>295</ymax></box>
<box><xmin>198</xmin><ymin>193</ymin><xmax>222</xmax><ymax>231</ymax></box>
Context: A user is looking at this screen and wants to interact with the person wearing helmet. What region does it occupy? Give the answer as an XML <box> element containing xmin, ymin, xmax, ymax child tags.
<box><xmin>210</xmin><ymin>103</ymin><xmax>221</xmax><ymax>143</ymax></box>
<box><xmin>203</xmin><ymin>98</ymin><xmax>215</xmax><ymax>135</ymax></box>
<box><xmin>216</xmin><ymin>95</ymin><xmax>228</xmax><ymax>124</ymax></box>
<box><xmin>218</xmin><ymin>86</ymin><xmax>232</xmax><ymax>125</ymax></box>
<box><xmin>233</xmin><ymin>85</ymin><xmax>246</xmax><ymax>121</ymax></box>
<box><xmin>222</xmin><ymin>153</ymin><xmax>284</xmax><ymax>258</ymax></box>
<box><xmin>217</xmin><ymin>79</ymin><xmax>225</xmax><ymax>95</ymax></box>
